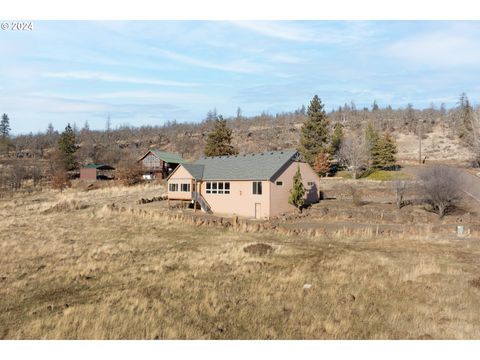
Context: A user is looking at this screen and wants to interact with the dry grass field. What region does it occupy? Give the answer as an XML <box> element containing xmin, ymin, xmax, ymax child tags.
<box><xmin>1</xmin><ymin>183</ymin><xmax>480</xmax><ymax>339</ymax></box>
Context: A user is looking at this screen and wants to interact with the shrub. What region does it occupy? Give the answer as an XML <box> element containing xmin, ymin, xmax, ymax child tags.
<box><xmin>116</xmin><ymin>159</ymin><xmax>144</xmax><ymax>186</ymax></box>
<box><xmin>51</xmin><ymin>169</ymin><xmax>71</xmax><ymax>192</ymax></box>
<box><xmin>347</xmin><ymin>186</ymin><xmax>363</xmax><ymax>206</ymax></box>
<box><xmin>418</xmin><ymin>165</ymin><xmax>463</xmax><ymax>218</ymax></box>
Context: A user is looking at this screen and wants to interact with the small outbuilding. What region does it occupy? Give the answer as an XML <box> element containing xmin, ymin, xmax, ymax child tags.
<box><xmin>80</xmin><ymin>164</ymin><xmax>115</xmax><ymax>181</ymax></box>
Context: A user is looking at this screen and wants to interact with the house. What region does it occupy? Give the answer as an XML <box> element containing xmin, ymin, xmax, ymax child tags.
<box><xmin>167</xmin><ymin>150</ymin><xmax>321</xmax><ymax>219</ymax></box>
<box><xmin>138</xmin><ymin>149</ymin><xmax>186</xmax><ymax>180</ymax></box>
<box><xmin>80</xmin><ymin>164</ymin><xmax>115</xmax><ymax>181</ymax></box>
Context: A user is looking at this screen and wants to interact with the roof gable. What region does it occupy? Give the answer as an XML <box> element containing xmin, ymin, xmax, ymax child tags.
<box><xmin>139</xmin><ymin>149</ymin><xmax>186</xmax><ymax>164</ymax></box>
<box><xmin>193</xmin><ymin>150</ymin><xmax>300</xmax><ymax>181</ymax></box>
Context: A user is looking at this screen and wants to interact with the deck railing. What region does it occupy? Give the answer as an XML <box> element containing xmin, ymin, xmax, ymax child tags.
<box><xmin>193</xmin><ymin>191</ymin><xmax>212</xmax><ymax>213</ymax></box>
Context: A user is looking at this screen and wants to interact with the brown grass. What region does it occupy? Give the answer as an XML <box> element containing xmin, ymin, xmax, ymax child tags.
<box><xmin>1</xmin><ymin>185</ymin><xmax>480</xmax><ymax>339</ymax></box>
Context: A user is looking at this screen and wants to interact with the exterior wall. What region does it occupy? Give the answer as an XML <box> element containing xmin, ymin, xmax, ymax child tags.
<box><xmin>141</xmin><ymin>152</ymin><xmax>163</xmax><ymax>170</ymax></box>
<box><xmin>269</xmin><ymin>161</ymin><xmax>321</xmax><ymax>217</ymax></box>
<box><xmin>167</xmin><ymin>165</ymin><xmax>194</xmax><ymax>200</ymax></box>
<box><xmin>80</xmin><ymin>168</ymin><xmax>97</xmax><ymax>180</ymax></box>
<box><xmin>200</xmin><ymin>180</ymin><xmax>270</xmax><ymax>219</ymax></box>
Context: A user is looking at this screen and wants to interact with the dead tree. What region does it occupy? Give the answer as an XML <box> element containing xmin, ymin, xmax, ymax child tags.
<box><xmin>339</xmin><ymin>135</ymin><xmax>367</xmax><ymax>179</ymax></box>
<box><xmin>418</xmin><ymin>165</ymin><xmax>463</xmax><ymax>218</ymax></box>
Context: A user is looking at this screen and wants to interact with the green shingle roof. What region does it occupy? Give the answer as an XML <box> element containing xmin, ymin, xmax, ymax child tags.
<box><xmin>186</xmin><ymin>150</ymin><xmax>299</xmax><ymax>181</ymax></box>
<box><xmin>141</xmin><ymin>149</ymin><xmax>186</xmax><ymax>164</ymax></box>
<box><xmin>82</xmin><ymin>164</ymin><xmax>114</xmax><ymax>170</ymax></box>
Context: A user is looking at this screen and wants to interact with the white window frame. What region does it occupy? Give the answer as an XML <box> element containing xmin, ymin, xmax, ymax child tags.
<box><xmin>206</xmin><ymin>181</ymin><xmax>230</xmax><ymax>195</ymax></box>
<box><xmin>253</xmin><ymin>181</ymin><xmax>262</xmax><ymax>195</ymax></box>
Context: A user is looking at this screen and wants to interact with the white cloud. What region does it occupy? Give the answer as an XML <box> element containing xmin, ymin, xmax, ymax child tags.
<box><xmin>231</xmin><ymin>21</ymin><xmax>370</xmax><ymax>44</ymax></box>
<box><xmin>152</xmin><ymin>48</ymin><xmax>266</xmax><ymax>74</ymax></box>
<box><xmin>42</xmin><ymin>71</ymin><xmax>198</xmax><ymax>87</ymax></box>
<box><xmin>91</xmin><ymin>90</ymin><xmax>213</xmax><ymax>103</ymax></box>
<box><xmin>387</xmin><ymin>29</ymin><xmax>480</xmax><ymax>67</ymax></box>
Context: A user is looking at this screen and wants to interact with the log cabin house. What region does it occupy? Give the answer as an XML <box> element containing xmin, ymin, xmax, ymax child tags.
<box><xmin>138</xmin><ymin>149</ymin><xmax>186</xmax><ymax>180</ymax></box>
<box><xmin>166</xmin><ymin>150</ymin><xmax>321</xmax><ymax>219</ymax></box>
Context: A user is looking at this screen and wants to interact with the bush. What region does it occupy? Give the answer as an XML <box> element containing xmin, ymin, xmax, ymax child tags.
<box><xmin>116</xmin><ymin>159</ymin><xmax>144</xmax><ymax>186</ymax></box>
<box><xmin>51</xmin><ymin>169</ymin><xmax>71</xmax><ymax>192</ymax></box>
<box><xmin>347</xmin><ymin>186</ymin><xmax>363</xmax><ymax>206</ymax></box>
<box><xmin>418</xmin><ymin>165</ymin><xmax>463</xmax><ymax>218</ymax></box>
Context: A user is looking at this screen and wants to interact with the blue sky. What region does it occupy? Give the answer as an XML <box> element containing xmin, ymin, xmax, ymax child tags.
<box><xmin>1</xmin><ymin>20</ymin><xmax>480</xmax><ymax>134</ymax></box>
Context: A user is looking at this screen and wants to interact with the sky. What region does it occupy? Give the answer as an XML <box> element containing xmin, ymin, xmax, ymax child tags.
<box><xmin>1</xmin><ymin>20</ymin><xmax>480</xmax><ymax>134</ymax></box>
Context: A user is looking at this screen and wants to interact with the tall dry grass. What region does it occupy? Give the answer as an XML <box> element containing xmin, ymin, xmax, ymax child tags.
<box><xmin>1</xmin><ymin>186</ymin><xmax>480</xmax><ymax>339</ymax></box>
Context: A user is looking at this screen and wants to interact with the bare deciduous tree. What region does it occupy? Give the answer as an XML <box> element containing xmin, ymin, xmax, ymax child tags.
<box><xmin>339</xmin><ymin>135</ymin><xmax>367</xmax><ymax>179</ymax></box>
<box><xmin>392</xmin><ymin>180</ymin><xmax>408</xmax><ymax>209</ymax></box>
<box><xmin>418</xmin><ymin>165</ymin><xmax>463</xmax><ymax>218</ymax></box>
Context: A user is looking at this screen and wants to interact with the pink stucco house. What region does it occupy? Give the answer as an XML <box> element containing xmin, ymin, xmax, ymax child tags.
<box><xmin>166</xmin><ymin>150</ymin><xmax>321</xmax><ymax>219</ymax></box>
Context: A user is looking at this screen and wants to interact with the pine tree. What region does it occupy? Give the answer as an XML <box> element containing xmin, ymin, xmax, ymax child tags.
<box><xmin>330</xmin><ymin>122</ymin><xmax>344</xmax><ymax>156</ymax></box>
<box><xmin>364</xmin><ymin>120</ymin><xmax>379</xmax><ymax>167</ymax></box>
<box><xmin>372</xmin><ymin>133</ymin><xmax>397</xmax><ymax>169</ymax></box>
<box><xmin>288</xmin><ymin>165</ymin><xmax>306</xmax><ymax>212</ymax></box>
<box><xmin>46</xmin><ymin>123</ymin><xmax>55</xmax><ymax>135</ymax></box>
<box><xmin>299</xmin><ymin>95</ymin><xmax>330</xmax><ymax>165</ymax></box>
<box><xmin>313</xmin><ymin>152</ymin><xmax>330</xmax><ymax>177</ymax></box>
<box><xmin>58</xmin><ymin>123</ymin><xmax>77</xmax><ymax>171</ymax></box>
<box><xmin>204</xmin><ymin>115</ymin><xmax>238</xmax><ymax>157</ymax></box>
<box><xmin>0</xmin><ymin>113</ymin><xmax>11</xmax><ymax>139</ymax></box>
<box><xmin>458</xmin><ymin>93</ymin><xmax>475</xmax><ymax>145</ymax></box>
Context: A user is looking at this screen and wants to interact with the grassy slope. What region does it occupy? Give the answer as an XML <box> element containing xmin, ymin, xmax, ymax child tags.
<box><xmin>1</xmin><ymin>187</ymin><xmax>480</xmax><ymax>339</ymax></box>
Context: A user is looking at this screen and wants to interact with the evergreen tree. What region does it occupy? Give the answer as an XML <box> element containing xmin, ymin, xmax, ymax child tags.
<box><xmin>46</xmin><ymin>123</ymin><xmax>55</xmax><ymax>135</ymax></box>
<box><xmin>458</xmin><ymin>93</ymin><xmax>474</xmax><ymax>144</ymax></box>
<box><xmin>299</xmin><ymin>95</ymin><xmax>330</xmax><ymax>165</ymax></box>
<box><xmin>364</xmin><ymin>120</ymin><xmax>379</xmax><ymax>167</ymax></box>
<box><xmin>204</xmin><ymin>115</ymin><xmax>238</xmax><ymax>157</ymax></box>
<box><xmin>288</xmin><ymin>165</ymin><xmax>306</xmax><ymax>212</ymax></box>
<box><xmin>57</xmin><ymin>123</ymin><xmax>77</xmax><ymax>171</ymax></box>
<box><xmin>372</xmin><ymin>100</ymin><xmax>379</xmax><ymax>112</ymax></box>
<box><xmin>0</xmin><ymin>113</ymin><xmax>11</xmax><ymax>139</ymax></box>
<box><xmin>371</xmin><ymin>133</ymin><xmax>397</xmax><ymax>169</ymax></box>
<box><xmin>330</xmin><ymin>122</ymin><xmax>344</xmax><ymax>156</ymax></box>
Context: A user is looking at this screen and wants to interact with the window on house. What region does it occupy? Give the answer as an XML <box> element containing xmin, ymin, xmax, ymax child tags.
<box><xmin>169</xmin><ymin>183</ymin><xmax>178</xmax><ymax>192</ymax></box>
<box><xmin>181</xmin><ymin>183</ymin><xmax>190</xmax><ymax>192</ymax></box>
<box><xmin>253</xmin><ymin>181</ymin><xmax>262</xmax><ymax>195</ymax></box>
<box><xmin>275</xmin><ymin>181</ymin><xmax>283</xmax><ymax>186</ymax></box>
<box><xmin>206</xmin><ymin>181</ymin><xmax>230</xmax><ymax>195</ymax></box>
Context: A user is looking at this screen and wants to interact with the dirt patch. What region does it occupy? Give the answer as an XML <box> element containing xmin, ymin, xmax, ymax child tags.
<box><xmin>243</xmin><ymin>243</ymin><xmax>274</xmax><ymax>256</ymax></box>
<box><xmin>469</xmin><ymin>277</ymin><xmax>480</xmax><ymax>289</ymax></box>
